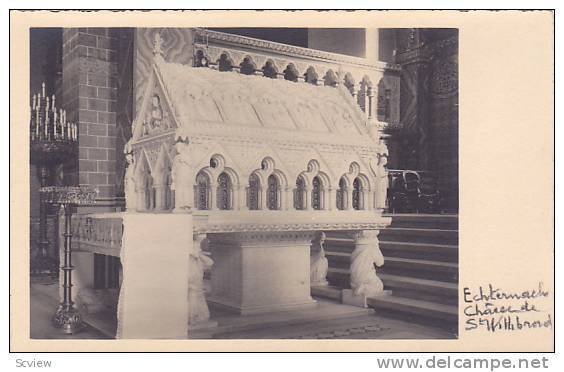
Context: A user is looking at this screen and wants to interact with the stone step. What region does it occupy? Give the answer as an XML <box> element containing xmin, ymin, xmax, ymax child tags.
<box><xmin>380</xmin><ymin>241</ymin><xmax>458</xmax><ymax>262</ymax></box>
<box><xmin>379</xmin><ymin>257</ymin><xmax>458</xmax><ymax>282</ymax></box>
<box><xmin>327</xmin><ymin>269</ymin><xmax>457</xmax><ymax>303</ymax></box>
<box><xmin>379</xmin><ymin>273</ymin><xmax>458</xmax><ymax>304</ymax></box>
<box><xmin>367</xmin><ymin>296</ymin><xmax>458</xmax><ymax>329</ymax></box>
<box><xmin>311</xmin><ymin>285</ymin><xmax>343</xmax><ymax>301</ymax></box>
<box><xmin>384</xmin><ymin>214</ymin><xmax>458</xmax><ymax>230</ymax></box>
<box><xmin>325</xmin><ymin>251</ymin><xmax>458</xmax><ymax>282</ymax></box>
<box><xmin>379</xmin><ymin>227</ymin><xmax>458</xmax><ymax>245</ymax></box>
<box><xmin>325</xmin><ymin>240</ymin><xmax>458</xmax><ymax>264</ymax></box>
<box><xmin>192</xmin><ymin>298</ymin><xmax>374</xmax><ymax>339</ymax></box>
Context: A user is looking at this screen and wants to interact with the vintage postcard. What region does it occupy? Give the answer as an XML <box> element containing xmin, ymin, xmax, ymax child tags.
<box><xmin>9</xmin><ymin>10</ymin><xmax>554</xmax><ymax>352</ymax></box>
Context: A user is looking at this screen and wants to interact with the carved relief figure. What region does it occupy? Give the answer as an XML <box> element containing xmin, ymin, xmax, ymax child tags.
<box><xmin>124</xmin><ymin>152</ymin><xmax>137</xmax><ymax>212</ymax></box>
<box><xmin>142</xmin><ymin>94</ymin><xmax>170</xmax><ymax>136</ymax></box>
<box><xmin>375</xmin><ymin>153</ymin><xmax>389</xmax><ymax>211</ymax></box>
<box><xmin>171</xmin><ymin>139</ymin><xmax>194</xmax><ymax>212</ymax></box>
<box><xmin>310</xmin><ymin>232</ymin><xmax>329</xmax><ymax>286</ymax></box>
<box><xmin>350</xmin><ymin>230</ymin><xmax>385</xmax><ymax>297</ymax></box>
<box><xmin>150</xmin><ymin>94</ymin><xmax>164</xmax><ymax>129</ymax></box>
<box><xmin>188</xmin><ymin>235</ymin><xmax>214</xmax><ymax>325</ymax></box>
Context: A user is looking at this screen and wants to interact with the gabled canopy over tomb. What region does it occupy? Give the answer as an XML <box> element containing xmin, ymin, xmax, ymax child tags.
<box><xmin>126</xmin><ymin>43</ymin><xmax>389</xmax><ymax>220</ymax></box>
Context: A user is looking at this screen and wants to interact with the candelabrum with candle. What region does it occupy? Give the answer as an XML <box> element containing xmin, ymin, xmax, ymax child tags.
<box><xmin>30</xmin><ymin>82</ymin><xmax>78</xmax><ymax>277</ymax></box>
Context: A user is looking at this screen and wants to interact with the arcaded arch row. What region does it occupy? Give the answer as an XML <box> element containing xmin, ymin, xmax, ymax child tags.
<box><xmin>134</xmin><ymin>153</ymin><xmax>380</xmax><ymax>213</ymax></box>
<box><xmin>194</xmin><ymin>49</ymin><xmax>378</xmax><ymax>109</ymax></box>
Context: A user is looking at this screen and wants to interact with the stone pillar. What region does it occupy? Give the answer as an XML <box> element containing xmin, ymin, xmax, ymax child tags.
<box><xmin>260</xmin><ymin>185</ymin><xmax>268</xmax><ymax>210</ymax></box>
<box><xmin>284</xmin><ymin>186</ymin><xmax>293</xmax><ymax>210</ymax></box>
<box><xmin>326</xmin><ymin>187</ymin><xmax>335</xmax><ymax>211</ymax></box>
<box><xmin>209</xmin><ymin>182</ymin><xmax>217</xmax><ymax>210</ymax></box>
<box><xmin>346</xmin><ymin>187</ymin><xmax>354</xmax><ymax>211</ymax></box>
<box><xmin>367</xmin><ymin>86</ymin><xmax>375</xmax><ymax>119</ymax></box>
<box><xmin>305</xmin><ymin>186</ymin><xmax>313</xmax><ymax>211</ymax></box>
<box><xmin>366</xmin><ymin>189</ymin><xmax>375</xmax><ymax>211</ymax></box>
<box><xmin>350</xmin><ymin>84</ymin><xmax>358</xmax><ymax>101</ymax></box>
<box><xmin>153</xmin><ymin>182</ymin><xmax>166</xmax><ymax>211</ymax></box>
<box><xmin>237</xmin><ymin>185</ymin><xmax>248</xmax><ymax>211</ymax></box>
<box><xmin>62</xmin><ymin>28</ymin><xmax>120</xmax><ymax>211</ymax></box>
<box><xmin>117</xmin><ymin>213</ymin><xmax>191</xmax><ymax>339</ymax></box>
<box><xmin>135</xmin><ymin>184</ymin><xmax>146</xmax><ymax>212</ymax></box>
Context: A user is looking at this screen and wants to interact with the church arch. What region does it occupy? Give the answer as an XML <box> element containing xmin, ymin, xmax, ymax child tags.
<box><xmin>267</xmin><ymin>174</ymin><xmax>280</xmax><ymax>210</ymax></box>
<box><xmin>134</xmin><ymin>151</ymin><xmax>155</xmax><ymax>212</ymax></box>
<box><xmin>352</xmin><ymin>174</ymin><xmax>370</xmax><ymax>210</ymax></box>
<box><xmin>218</xmin><ymin>52</ymin><xmax>234</xmax><ymax>72</ymax></box>
<box><xmin>312</xmin><ymin>176</ymin><xmax>322</xmax><ymax>210</ymax></box>
<box><xmin>247</xmin><ymin>173</ymin><xmax>261</xmax><ymax>210</ymax></box>
<box><xmin>294</xmin><ymin>175</ymin><xmax>307</xmax><ymax>210</ymax></box>
<box><xmin>239</xmin><ymin>56</ymin><xmax>257</xmax><ymax>75</ymax></box>
<box><xmin>216</xmin><ymin>171</ymin><xmax>233</xmax><ymax>210</ymax></box>
<box><xmin>304</xmin><ymin>66</ymin><xmax>319</xmax><ymax>85</ymax></box>
<box><xmin>323</xmin><ymin>69</ymin><xmax>339</xmax><ymax>87</ymax></box>
<box><xmin>195</xmin><ymin>171</ymin><xmax>211</xmax><ymax>210</ymax></box>
<box><xmin>262</xmin><ymin>60</ymin><xmax>278</xmax><ymax>79</ymax></box>
<box><xmin>153</xmin><ymin>145</ymin><xmax>174</xmax><ymax>211</ymax></box>
<box><xmin>352</xmin><ymin>177</ymin><xmax>362</xmax><ymax>210</ymax></box>
<box><xmin>283</xmin><ymin>63</ymin><xmax>299</xmax><ymax>82</ymax></box>
<box><xmin>336</xmin><ymin>177</ymin><xmax>348</xmax><ymax>210</ymax></box>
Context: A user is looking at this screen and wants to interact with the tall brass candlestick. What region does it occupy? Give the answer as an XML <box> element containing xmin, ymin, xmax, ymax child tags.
<box><xmin>41</xmin><ymin>186</ymin><xmax>97</xmax><ymax>334</ymax></box>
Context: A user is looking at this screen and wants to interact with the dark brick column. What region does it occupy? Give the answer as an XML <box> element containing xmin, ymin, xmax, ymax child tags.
<box><xmin>62</xmin><ymin>28</ymin><xmax>120</xmax><ymax>211</ymax></box>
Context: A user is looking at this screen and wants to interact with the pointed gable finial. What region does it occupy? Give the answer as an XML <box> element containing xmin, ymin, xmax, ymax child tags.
<box><xmin>153</xmin><ymin>31</ymin><xmax>164</xmax><ymax>56</ymax></box>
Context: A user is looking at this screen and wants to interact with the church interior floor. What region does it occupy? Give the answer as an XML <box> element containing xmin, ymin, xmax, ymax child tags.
<box><xmin>30</xmin><ymin>280</ymin><xmax>456</xmax><ymax>340</ymax></box>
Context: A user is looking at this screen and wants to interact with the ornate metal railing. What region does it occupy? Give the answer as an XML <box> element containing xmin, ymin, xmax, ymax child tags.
<box><xmin>71</xmin><ymin>214</ymin><xmax>123</xmax><ymax>257</ymax></box>
<box><xmin>386</xmin><ymin>169</ymin><xmax>442</xmax><ymax>214</ymax></box>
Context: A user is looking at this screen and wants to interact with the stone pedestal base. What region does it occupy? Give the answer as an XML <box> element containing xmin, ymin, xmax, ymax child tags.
<box><xmin>208</xmin><ymin>231</ymin><xmax>318</xmax><ymax>315</ymax></box>
<box><xmin>342</xmin><ymin>289</ymin><xmax>392</xmax><ymax>308</ymax></box>
<box><xmin>116</xmin><ymin>213</ymin><xmax>192</xmax><ymax>339</ymax></box>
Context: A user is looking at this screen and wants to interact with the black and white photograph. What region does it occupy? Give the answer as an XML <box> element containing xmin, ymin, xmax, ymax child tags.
<box><xmin>9</xmin><ymin>9</ymin><xmax>554</xmax><ymax>355</ymax></box>
<box><xmin>26</xmin><ymin>26</ymin><xmax>459</xmax><ymax>340</ymax></box>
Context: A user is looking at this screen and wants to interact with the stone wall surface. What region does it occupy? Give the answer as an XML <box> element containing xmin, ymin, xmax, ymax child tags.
<box><xmin>62</xmin><ymin>28</ymin><xmax>119</xmax><ymax>201</ymax></box>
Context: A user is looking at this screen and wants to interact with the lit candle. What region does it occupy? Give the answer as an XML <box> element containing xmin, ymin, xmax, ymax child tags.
<box><xmin>36</xmin><ymin>108</ymin><xmax>39</xmax><ymax>138</ymax></box>
<box><xmin>54</xmin><ymin>111</ymin><xmax>58</xmax><ymax>138</ymax></box>
<box><xmin>67</xmin><ymin>116</ymin><xmax>71</xmax><ymax>139</ymax></box>
<box><xmin>52</xmin><ymin>95</ymin><xmax>56</xmax><ymax>111</ymax></box>
<box><xmin>32</xmin><ymin>94</ymin><xmax>36</xmax><ymax>111</ymax></box>
<box><xmin>42</xmin><ymin>82</ymin><xmax>45</xmax><ymax>98</ymax></box>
